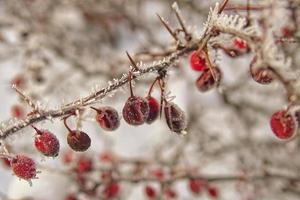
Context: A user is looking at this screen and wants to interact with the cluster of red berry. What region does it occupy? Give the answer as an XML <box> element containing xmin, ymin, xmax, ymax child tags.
<box><xmin>189</xmin><ymin>50</ymin><xmax>222</xmax><ymax>92</ymax></box>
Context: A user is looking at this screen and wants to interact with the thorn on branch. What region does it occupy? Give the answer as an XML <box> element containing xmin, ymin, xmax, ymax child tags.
<box><xmin>156</xmin><ymin>13</ymin><xmax>180</xmax><ymax>44</ymax></box>
<box><xmin>172</xmin><ymin>2</ymin><xmax>191</xmax><ymax>41</ymax></box>
<box><xmin>126</xmin><ymin>51</ymin><xmax>139</xmax><ymax>71</ymax></box>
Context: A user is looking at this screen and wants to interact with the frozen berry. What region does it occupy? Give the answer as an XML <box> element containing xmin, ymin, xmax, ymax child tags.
<box><xmin>152</xmin><ymin>168</ymin><xmax>164</xmax><ymax>179</ymax></box>
<box><xmin>64</xmin><ymin>118</ymin><xmax>91</xmax><ymax>152</ymax></box>
<box><xmin>270</xmin><ymin>110</ymin><xmax>296</xmax><ymax>139</ymax></box>
<box><xmin>146</xmin><ymin>96</ymin><xmax>160</xmax><ymax>124</ymax></box>
<box><xmin>233</xmin><ymin>37</ymin><xmax>248</xmax><ymax>50</ymax></box>
<box><xmin>62</xmin><ymin>150</ymin><xmax>73</xmax><ymax>164</ymax></box>
<box><xmin>103</xmin><ymin>182</ymin><xmax>120</xmax><ymax>199</ymax></box>
<box><xmin>189</xmin><ymin>179</ymin><xmax>204</xmax><ymax>195</ymax></box>
<box><xmin>145</xmin><ymin>185</ymin><xmax>156</xmax><ymax>198</ymax></box>
<box><xmin>122</xmin><ymin>71</ymin><xmax>150</xmax><ymax>126</ymax></box>
<box><xmin>207</xmin><ymin>186</ymin><xmax>218</xmax><ymax>198</ymax></box>
<box><xmin>196</xmin><ymin>67</ymin><xmax>221</xmax><ymax>92</ymax></box>
<box><xmin>67</xmin><ymin>131</ymin><xmax>91</xmax><ymax>152</ymax></box>
<box><xmin>11</xmin><ymin>155</ymin><xmax>36</xmax><ymax>180</ymax></box>
<box><xmin>123</xmin><ymin>96</ymin><xmax>149</xmax><ymax>126</ymax></box>
<box><xmin>164</xmin><ymin>102</ymin><xmax>187</xmax><ymax>134</ymax></box>
<box><xmin>76</xmin><ymin>156</ymin><xmax>93</xmax><ymax>173</ymax></box>
<box><xmin>189</xmin><ymin>51</ymin><xmax>208</xmax><ymax>71</ymax></box>
<box><xmin>91</xmin><ymin>106</ymin><xmax>120</xmax><ymax>131</ymax></box>
<box><xmin>250</xmin><ymin>57</ymin><xmax>273</xmax><ymax>84</ymax></box>
<box><xmin>32</xmin><ymin>126</ymin><xmax>60</xmax><ymax>157</ymax></box>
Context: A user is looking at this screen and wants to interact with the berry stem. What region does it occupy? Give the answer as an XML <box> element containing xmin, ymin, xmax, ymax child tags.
<box><xmin>128</xmin><ymin>71</ymin><xmax>134</xmax><ymax>97</ymax></box>
<box><xmin>147</xmin><ymin>78</ymin><xmax>159</xmax><ymax>97</ymax></box>
<box><xmin>63</xmin><ymin>117</ymin><xmax>73</xmax><ymax>133</ymax></box>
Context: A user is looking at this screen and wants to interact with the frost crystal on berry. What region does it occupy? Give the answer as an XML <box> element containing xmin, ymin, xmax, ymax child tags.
<box><xmin>33</xmin><ymin>126</ymin><xmax>60</xmax><ymax>157</ymax></box>
<box><xmin>123</xmin><ymin>96</ymin><xmax>150</xmax><ymax>126</ymax></box>
<box><xmin>11</xmin><ymin>155</ymin><xmax>36</xmax><ymax>181</ymax></box>
<box><xmin>164</xmin><ymin>102</ymin><xmax>187</xmax><ymax>134</ymax></box>
<box><xmin>91</xmin><ymin>106</ymin><xmax>120</xmax><ymax>131</ymax></box>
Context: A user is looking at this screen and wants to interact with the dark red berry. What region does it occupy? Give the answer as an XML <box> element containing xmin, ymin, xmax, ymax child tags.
<box><xmin>64</xmin><ymin>118</ymin><xmax>91</xmax><ymax>152</ymax></box>
<box><xmin>11</xmin><ymin>155</ymin><xmax>36</xmax><ymax>180</ymax></box>
<box><xmin>189</xmin><ymin>179</ymin><xmax>204</xmax><ymax>195</ymax></box>
<box><xmin>33</xmin><ymin>126</ymin><xmax>60</xmax><ymax>157</ymax></box>
<box><xmin>270</xmin><ymin>110</ymin><xmax>296</xmax><ymax>139</ymax></box>
<box><xmin>207</xmin><ymin>186</ymin><xmax>218</xmax><ymax>198</ymax></box>
<box><xmin>67</xmin><ymin>130</ymin><xmax>91</xmax><ymax>152</ymax></box>
<box><xmin>233</xmin><ymin>37</ymin><xmax>248</xmax><ymax>50</ymax></box>
<box><xmin>76</xmin><ymin>156</ymin><xmax>93</xmax><ymax>173</ymax></box>
<box><xmin>250</xmin><ymin>57</ymin><xmax>273</xmax><ymax>84</ymax></box>
<box><xmin>164</xmin><ymin>102</ymin><xmax>187</xmax><ymax>134</ymax></box>
<box><xmin>196</xmin><ymin>67</ymin><xmax>221</xmax><ymax>92</ymax></box>
<box><xmin>146</xmin><ymin>96</ymin><xmax>159</xmax><ymax>124</ymax></box>
<box><xmin>91</xmin><ymin>106</ymin><xmax>120</xmax><ymax>131</ymax></box>
<box><xmin>190</xmin><ymin>51</ymin><xmax>208</xmax><ymax>71</ymax></box>
<box><xmin>103</xmin><ymin>182</ymin><xmax>120</xmax><ymax>199</ymax></box>
<box><xmin>145</xmin><ymin>185</ymin><xmax>156</xmax><ymax>198</ymax></box>
<box><xmin>122</xmin><ymin>96</ymin><xmax>150</xmax><ymax>126</ymax></box>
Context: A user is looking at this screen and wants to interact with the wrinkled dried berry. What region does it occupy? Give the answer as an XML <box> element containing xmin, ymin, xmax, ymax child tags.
<box><xmin>123</xmin><ymin>96</ymin><xmax>149</xmax><ymax>126</ymax></box>
<box><xmin>164</xmin><ymin>102</ymin><xmax>187</xmax><ymax>134</ymax></box>
<box><xmin>196</xmin><ymin>67</ymin><xmax>221</xmax><ymax>92</ymax></box>
<box><xmin>91</xmin><ymin>106</ymin><xmax>120</xmax><ymax>131</ymax></box>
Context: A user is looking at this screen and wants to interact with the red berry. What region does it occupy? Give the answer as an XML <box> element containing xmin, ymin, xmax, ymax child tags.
<box><xmin>196</xmin><ymin>67</ymin><xmax>221</xmax><ymax>92</ymax></box>
<box><xmin>207</xmin><ymin>186</ymin><xmax>218</xmax><ymax>198</ymax></box>
<box><xmin>99</xmin><ymin>152</ymin><xmax>113</xmax><ymax>162</ymax></box>
<box><xmin>189</xmin><ymin>179</ymin><xmax>204</xmax><ymax>195</ymax></box>
<box><xmin>152</xmin><ymin>168</ymin><xmax>164</xmax><ymax>179</ymax></box>
<box><xmin>76</xmin><ymin>156</ymin><xmax>93</xmax><ymax>173</ymax></box>
<box><xmin>146</xmin><ymin>96</ymin><xmax>160</xmax><ymax>124</ymax></box>
<box><xmin>164</xmin><ymin>102</ymin><xmax>187</xmax><ymax>134</ymax></box>
<box><xmin>11</xmin><ymin>74</ymin><xmax>24</xmax><ymax>88</ymax></box>
<box><xmin>65</xmin><ymin>194</ymin><xmax>77</xmax><ymax>200</ymax></box>
<box><xmin>11</xmin><ymin>105</ymin><xmax>24</xmax><ymax>118</ymax></box>
<box><xmin>189</xmin><ymin>51</ymin><xmax>208</xmax><ymax>71</ymax></box>
<box><xmin>11</xmin><ymin>155</ymin><xmax>36</xmax><ymax>180</ymax></box>
<box><xmin>164</xmin><ymin>188</ymin><xmax>177</xmax><ymax>199</ymax></box>
<box><xmin>33</xmin><ymin>126</ymin><xmax>60</xmax><ymax>157</ymax></box>
<box><xmin>62</xmin><ymin>150</ymin><xmax>73</xmax><ymax>164</ymax></box>
<box><xmin>270</xmin><ymin>110</ymin><xmax>296</xmax><ymax>139</ymax></box>
<box><xmin>145</xmin><ymin>185</ymin><xmax>156</xmax><ymax>198</ymax></box>
<box><xmin>91</xmin><ymin>106</ymin><xmax>120</xmax><ymax>131</ymax></box>
<box><xmin>103</xmin><ymin>182</ymin><xmax>120</xmax><ymax>199</ymax></box>
<box><xmin>250</xmin><ymin>57</ymin><xmax>273</xmax><ymax>84</ymax></box>
<box><xmin>122</xmin><ymin>96</ymin><xmax>150</xmax><ymax>126</ymax></box>
<box><xmin>281</xmin><ymin>26</ymin><xmax>292</xmax><ymax>37</ymax></box>
<box><xmin>233</xmin><ymin>37</ymin><xmax>248</xmax><ymax>49</ymax></box>
<box><xmin>67</xmin><ymin>130</ymin><xmax>91</xmax><ymax>152</ymax></box>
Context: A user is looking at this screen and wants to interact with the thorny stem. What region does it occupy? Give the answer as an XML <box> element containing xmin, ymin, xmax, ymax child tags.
<box><xmin>126</xmin><ymin>51</ymin><xmax>139</xmax><ymax>71</ymax></box>
<box><xmin>156</xmin><ymin>13</ymin><xmax>179</xmax><ymax>43</ymax></box>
